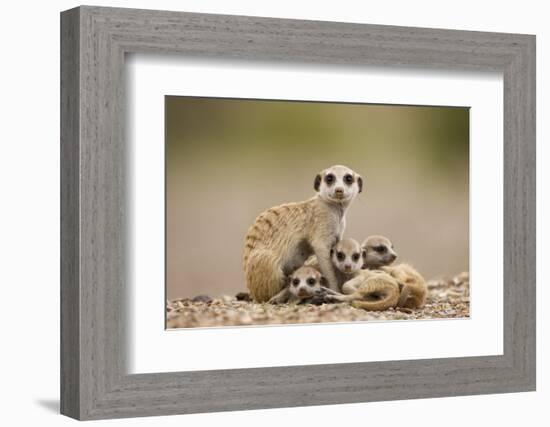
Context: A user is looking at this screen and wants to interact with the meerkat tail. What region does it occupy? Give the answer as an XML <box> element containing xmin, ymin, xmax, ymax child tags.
<box><xmin>244</xmin><ymin>249</ymin><xmax>285</xmax><ymax>303</ymax></box>
<box><xmin>383</xmin><ymin>263</ymin><xmax>428</xmax><ymax>309</ymax></box>
<box><xmin>351</xmin><ymin>278</ymin><xmax>400</xmax><ymax>311</ymax></box>
<box><xmin>397</xmin><ymin>283</ymin><xmax>427</xmax><ymax>309</ymax></box>
<box><xmin>397</xmin><ymin>285</ymin><xmax>411</xmax><ymax>307</ymax></box>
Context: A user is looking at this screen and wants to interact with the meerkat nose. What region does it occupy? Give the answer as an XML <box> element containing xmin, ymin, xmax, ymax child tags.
<box><xmin>335</xmin><ymin>187</ymin><xmax>344</xmax><ymax>194</ymax></box>
<box><xmin>390</xmin><ymin>253</ymin><xmax>397</xmax><ymax>261</ymax></box>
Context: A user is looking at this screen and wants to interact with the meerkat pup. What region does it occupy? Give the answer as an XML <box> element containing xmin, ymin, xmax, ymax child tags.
<box><xmin>268</xmin><ymin>266</ymin><xmax>339</xmax><ymax>305</ymax></box>
<box><xmin>361</xmin><ymin>236</ymin><xmax>426</xmax><ymax>308</ymax></box>
<box><xmin>361</xmin><ymin>235</ymin><xmax>397</xmax><ymax>269</ymax></box>
<box><xmin>243</xmin><ymin>165</ymin><xmax>363</xmax><ymax>302</ymax></box>
<box><xmin>343</xmin><ymin>263</ymin><xmax>427</xmax><ymax>311</ymax></box>
<box><xmin>305</xmin><ymin>238</ymin><xmax>364</xmax><ymax>289</ymax></box>
<box><xmin>325</xmin><ymin>236</ymin><xmax>426</xmax><ymax>311</ymax></box>
<box><xmin>306</xmin><ymin>237</ymin><xmax>400</xmax><ymax>311</ymax></box>
<box><xmin>330</xmin><ymin>238</ymin><xmax>364</xmax><ymax>288</ymax></box>
<box><xmin>346</xmin><ymin>271</ymin><xmax>401</xmax><ymax>311</ymax></box>
<box><xmin>328</xmin><ymin>236</ymin><xmax>398</xmax><ymax>301</ymax></box>
<box><xmin>322</xmin><ymin>269</ymin><xmax>401</xmax><ymax>311</ymax></box>
<box><xmin>382</xmin><ymin>263</ymin><xmax>427</xmax><ymax>309</ymax></box>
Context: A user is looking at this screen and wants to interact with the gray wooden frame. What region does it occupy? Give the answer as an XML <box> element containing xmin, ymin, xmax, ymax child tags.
<box><xmin>60</xmin><ymin>5</ymin><xmax>536</xmax><ymax>420</ymax></box>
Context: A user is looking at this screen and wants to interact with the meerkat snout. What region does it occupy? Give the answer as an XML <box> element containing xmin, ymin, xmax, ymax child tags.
<box><xmin>361</xmin><ymin>235</ymin><xmax>397</xmax><ymax>269</ymax></box>
<box><xmin>314</xmin><ymin>165</ymin><xmax>363</xmax><ymax>205</ymax></box>
<box><xmin>331</xmin><ymin>238</ymin><xmax>364</xmax><ymax>275</ymax></box>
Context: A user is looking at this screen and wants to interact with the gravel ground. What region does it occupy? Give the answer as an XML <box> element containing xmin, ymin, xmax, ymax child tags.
<box><xmin>166</xmin><ymin>272</ymin><xmax>470</xmax><ymax>329</ymax></box>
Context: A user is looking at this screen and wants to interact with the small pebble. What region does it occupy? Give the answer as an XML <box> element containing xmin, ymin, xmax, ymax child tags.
<box><xmin>235</xmin><ymin>292</ymin><xmax>251</xmax><ymax>302</ymax></box>
<box><xmin>192</xmin><ymin>295</ymin><xmax>213</xmax><ymax>303</ymax></box>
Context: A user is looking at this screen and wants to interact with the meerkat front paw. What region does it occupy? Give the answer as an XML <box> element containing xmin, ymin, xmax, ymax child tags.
<box><xmin>321</xmin><ymin>294</ymin><xmax>342</xmax><ymax>304</ymax></box>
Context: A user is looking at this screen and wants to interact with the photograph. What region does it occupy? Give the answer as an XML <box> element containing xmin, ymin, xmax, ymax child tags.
<box><xmin>165</xmin><ymin>96</ymin><xmax>470</xmax><ymax>328</ymax></box>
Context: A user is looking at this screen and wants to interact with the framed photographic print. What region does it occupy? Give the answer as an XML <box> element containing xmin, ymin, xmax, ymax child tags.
<box><xmin>60</xmin><ymin>5</ymin><xmax>536</xmax><ymax>420</ymax></box>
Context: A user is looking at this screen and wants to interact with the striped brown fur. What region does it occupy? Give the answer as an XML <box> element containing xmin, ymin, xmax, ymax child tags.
<box><xmin>242</xmin><ymin>165</ymin><xmax>363</xmax><ymax>302</ymax></box>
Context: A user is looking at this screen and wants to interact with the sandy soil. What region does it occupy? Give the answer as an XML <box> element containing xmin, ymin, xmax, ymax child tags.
<box><xmin>166</xmin><ymin>272</ymin><xmax>469</xmax><ymax>329</ymax></box>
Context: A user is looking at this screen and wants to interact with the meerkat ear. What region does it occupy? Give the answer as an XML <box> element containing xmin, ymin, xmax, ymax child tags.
<box><xmin>320</xmin><ymin>276</ymin><xmax>328</xmax><ymax>286</ymax></box>
<box><xmin>357</xmin><ymin>175</ymin><xmax>363</xmax><ymax>193</ymax></box>
<box><xmin>362</xmin><ymin>249</ymin><xmax>367</xmax><ymax>259</ymax></box>
<box><xmin>314</xmin><ymin>174</ymin><xmax>322</xmax><ymax>192</ymax></box>
<box><xmin>330</xmin><ymin>248</ymin><xmax>334</xmax><ymax>257</ymax></box>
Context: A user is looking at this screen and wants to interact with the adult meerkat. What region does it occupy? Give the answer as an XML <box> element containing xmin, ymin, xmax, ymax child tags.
<box><xmin>268</xmin><ymin>266</ymin><xmax>339</xmax><ymax>305</ymax></box>
<box><xmin>382</xmin><ymin>263</ymin><xmax>427</xmax><ymax>309</ymax></box>
<box><xmin>361</xmin><ymin>235</ymin><xmax>397</xmax><ymax>269</ymax></box>
<box><xmin>243</xmin><ymin>165</ymin><xmax>363</xmax><ymax>302</ymax></box>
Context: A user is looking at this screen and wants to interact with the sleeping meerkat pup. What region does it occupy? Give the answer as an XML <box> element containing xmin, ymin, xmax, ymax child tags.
<box><xmin>268</xmin><ymin>266</ymin><xmax>339</xmax><ymax>305</ymax></box>
<box><xmin>361</xmin><ymin>235</ymin><xmax>397</xmax><ymax>269</ymax></box>
<box><xmin>346</xmin><ymin>271</ymin><xmax>401</xmax><ymax>311</ymax></box>
<box><xmin>382</xmin><ymin>263</ymin><xmax>427</xmax><ymax>309</ymax></box>
<box><xmin>327</xmin><ymin>268</ymin><xmax>401</xmax><ymax>311</ymax></box>
<box><xmin>243</xmin><ymin>165</ymin><xmax>363</xmax><ymax>302</ymax></box>
<box><xmin>342</xmin><ymin>263</ymin><xmax>427</xmax><ymax>311</ymax></box>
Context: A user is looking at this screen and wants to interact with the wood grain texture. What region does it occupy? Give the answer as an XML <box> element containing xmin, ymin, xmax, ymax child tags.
<box><xmin>60</xmin><ymin>7</ymin><xmax>80</xmax><ymax>419</ymax></box>
<box><xmin>60</xmin><ymin>5</ymin><xmax>536</xmax><ymax>420</ymax></box>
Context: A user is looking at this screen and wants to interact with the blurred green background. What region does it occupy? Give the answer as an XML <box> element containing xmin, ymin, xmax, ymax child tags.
<box><xmin>166</xmin><ymin>96</ymin><xmax>469</xmax><ymax>300</ymax></box>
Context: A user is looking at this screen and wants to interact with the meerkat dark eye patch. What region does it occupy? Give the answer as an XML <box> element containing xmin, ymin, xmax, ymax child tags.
<box><xmin>352</xmin><ymin>253</ymin><xmax>360</xmax><ymax>262</ymax></box>
<box><xmin>336</xmin><ymin>252</ymin><xmax>345</xmax><ymax>261</ymax></box>
<box><xmin>307</xmin><ymin>278</ymin><xmax>316</xmax><ymax>286</ymax></box>
<box><xmin>292</xmin><ymin>278</ymin><xmax>300</xmax><ymax>286</ymax></box>
<box><xmin>344</xmin><ymin>174</ymin><xmax>354</xmax><ymax>185</ymax></box>
<box><xmin>324</xmin><ymin>173</ymin><xmax>335</xmax><ymax>185</ymax></box>
<box><xmin>313</xmin><ymin>174</ymin><xmax>322</xmax><ymax>191</ymax></box>
<box><xmin>374</xmin><ymin>245</ymin><xmax>387</xmax><ymax>253</ymax></box>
